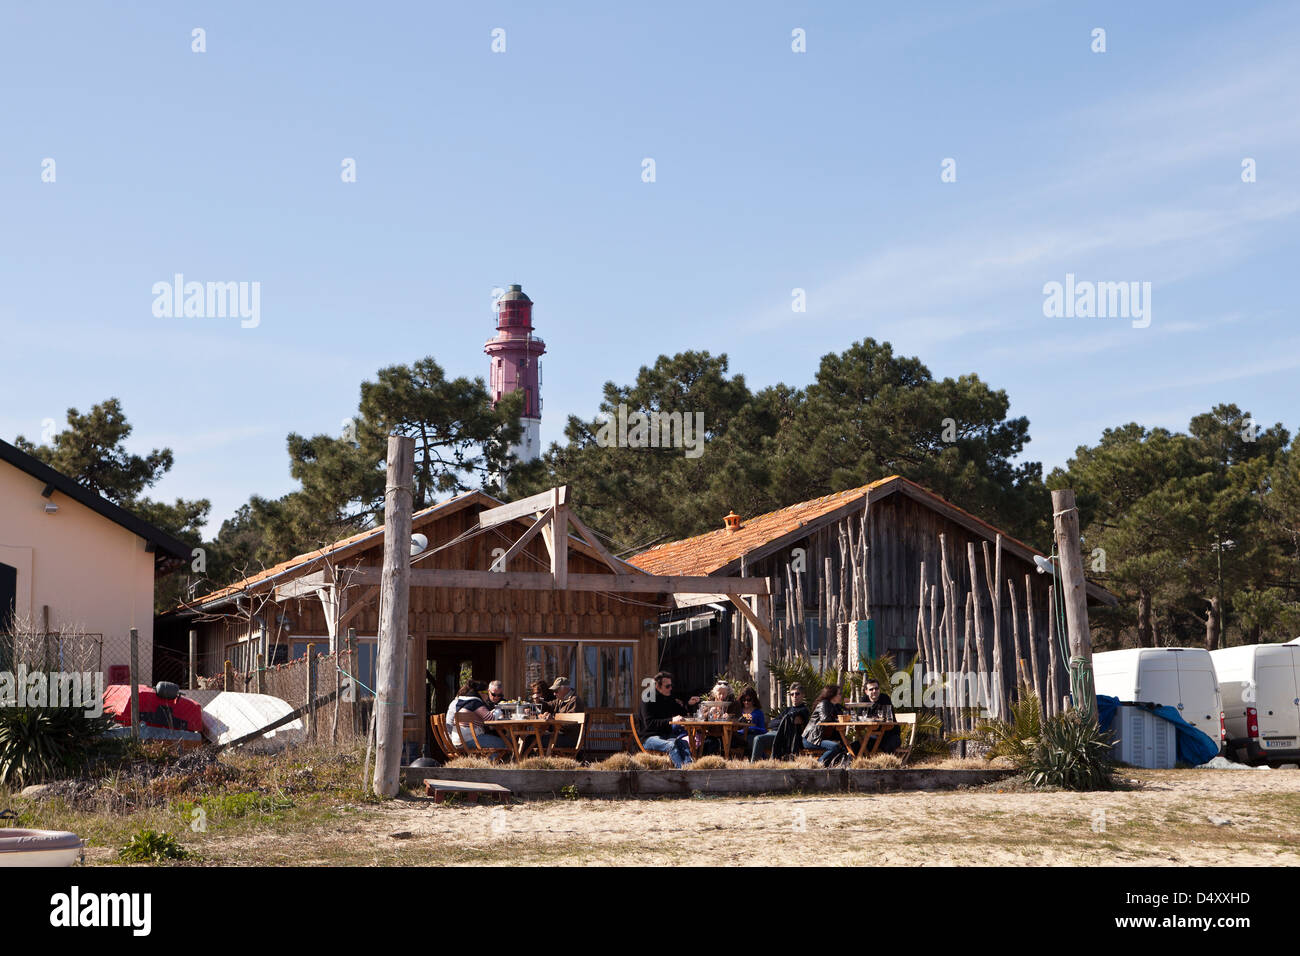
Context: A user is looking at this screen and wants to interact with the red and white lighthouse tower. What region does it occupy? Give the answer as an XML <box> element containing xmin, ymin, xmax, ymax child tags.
<box><xmin>485</xmin><ymin>284</ymin><xmax>546</xmax><ymax>471</ymax></box>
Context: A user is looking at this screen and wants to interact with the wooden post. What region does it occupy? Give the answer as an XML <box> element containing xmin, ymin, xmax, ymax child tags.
<box><xmin>967</xmin><ymin>544</ymin><xmax>991</xmax><ymax>720</ymax></box>
<box><xmin>187</xmin><ymin>629</ymin><xmax>197</xmax><ymax>690</ymax></box>
<box><xmin>374</xmin><ymin>435</ymin><xmax>414</xmax><ymax>797</ymax></box>
<box><xmin>1047</xmin><ymin>587</ymin><xmax>1061</xmax><ymax>718</ymax></box>
<box><xmin>255</xmin><ymin>653</ymin><xmax>264</xmax><ymax>695</ymax></box>
<box><xmin>1051</xmin><ymin>488</ymin><xmax>1096</xmax><ymax>722</ymax></box>
<box><xmin>989</xmin><ymin>537</ymin><xmax>1005</xmax><ymax>719</ymax></box>
<box><xmin>129</xmin><ymin>627</ymin><xmax>141</xmax><ymax>743</ymax></box>
<box><xmin>224</xmin><ymin>659</ymin><xmax>235</xmax><ymax>693</ymax></box>
<box><xmin>305</xmin><ymin>643</ymin><xmax>317</xmax><ymax>742</ymax></box>
<box><xmin>1025</xmin><ymin>575</ymin><xmax>1043</xmax><ymax>719</ymax></box>
<box><xmin>345</xmin><ymin>627</ymin><xmax>358</xmax><ymax>736</ymax></box>
<box><xmin>1006</xmin><ymin>578</ymin><xmax>1023</xmax><ymax>695</ymax></box>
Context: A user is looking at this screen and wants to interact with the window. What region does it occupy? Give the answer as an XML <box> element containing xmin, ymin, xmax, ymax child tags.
<box><xmin>523</xmin><ymin>641</ymin><xmax>636</xmax><ymax>709</ymax></box>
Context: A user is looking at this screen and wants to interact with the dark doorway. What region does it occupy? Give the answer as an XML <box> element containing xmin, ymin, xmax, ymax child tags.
<box><xmin>0</xmin><ymin>562</ymin><xmax>15</xmax><ymax>636</ymax></box>
<box><xmin>425</xmin><ymin>640</ymin><xmax>501</xmax><ymax>756</ymax></box>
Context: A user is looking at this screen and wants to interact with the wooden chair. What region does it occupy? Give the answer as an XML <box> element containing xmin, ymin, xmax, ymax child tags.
<box><xmin>894</xmin><ymin>713</ymin><xmax>918</xmax><ymax>766</ymax></box>
<box><xmin>428</xmin><ymin>714</ymin><xmax>457</xmax><ymax>763</ymax></box>
<box><xmin>626</xmin><ymin>713</ymin><xmax>651</xmax><ymax>754</ymax></box>
<box><xmin>549</xmin><ymin>713</ymin><xmax>587</xmax><ymax>759</ymax></box>
<box><xmin>452</xmin><ymin>711</ymin><xmax>510</xmax><ymax>763</ymax></box>
<box><xmin>583</xmin><ymin>708</ymin><xmax>634</xmax><ymax>758</ymax></box>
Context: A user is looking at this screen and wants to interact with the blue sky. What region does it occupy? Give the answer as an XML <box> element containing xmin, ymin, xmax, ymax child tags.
<box><xmin>2</xmin><ymin>1</ymin><xmax>1297</xmax><ymax>535</ymax></box>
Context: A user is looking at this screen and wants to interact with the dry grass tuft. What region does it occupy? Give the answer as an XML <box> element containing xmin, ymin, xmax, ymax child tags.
<box><xmin>852</xmin><ymin>754</ymin><xmax>903</xmax><ymax>769</ymax></box>
<box><xmin>686</xmin><ymin>756</ymin><xmax>728</xmax><ymax>770</ymax></box>
<box><xmin>595</xmin><ymin>753</ymin><xmax>636</xmax><ymax>771</ymax></box>
<box><xmin>743</xmin><ymin>757</ymin><xmax>823</xmax><ymax>770</ymax></box>
<box><xmin>632</xmin><ymin>753</ymin><xmax>673</xmax><ymax>771</ymax></box>
<box><xmin>920</xmin><ymin>756</ymin><xmax>1015</xmax><ymax>770</ymax></box>
<box><xmin>513</xmin><ymin>757</ymin><xmax>582</xmax><ymax>770</ymax></box>
<box><xmin>443</xmin><ymin>756</ymin><xmax>499</xmax><ymax>770</ymax></box>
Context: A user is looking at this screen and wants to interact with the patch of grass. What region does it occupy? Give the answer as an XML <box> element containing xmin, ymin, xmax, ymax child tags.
<box><xmin>514</xmin><ymin>757</ymin><xmax>581</xmax><ymax>770</ymax></box>
<box><xmin>632</xmin><ymin>753</ymin><xmax>672</xmax><ymax>771</ymax></box>
<box><xmin>852</xmin><ymin>754</ymin><xmax>903</xmax><ymax>769</ymax></box>
<box><xmin>687</xmin><ymin>756</ymin><xmax>728</xmax><ymax>770</ymax></box>
<box><xmin>560</xmin><ymin>784</ymin><xmax>580</xmax><ymax>800</ymax></box>
<box><xmin>118</xmin><ymin>827</ymin><xmax>190</xmax><ymax>863</ymax></box>
<box><xmin>595</xmin><ymin>753</ymin><xmax>636</xmax><ymax>771</ymax></box>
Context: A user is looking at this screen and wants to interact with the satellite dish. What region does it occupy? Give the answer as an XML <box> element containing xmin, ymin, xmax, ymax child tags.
<box><xmin>410</xmin><ymin>533</ymin><xmax>428</xmax><ymax>556</ymax></box>
<box><xmin>1033</xmin><ymin>554</ymin><xmax>1054</xmax><ymax>575</ymax></box>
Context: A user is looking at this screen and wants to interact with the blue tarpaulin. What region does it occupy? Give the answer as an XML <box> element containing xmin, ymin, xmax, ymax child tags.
<box><xmin>1096</xmin><ymin>694</ymin><xmax>1220</xmax><ymax>767</ymax></box>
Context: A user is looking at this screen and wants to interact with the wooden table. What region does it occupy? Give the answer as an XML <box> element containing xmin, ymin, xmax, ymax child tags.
<box><xmin>485</xmin><ymin>718</ymin><xmax>559</xmax><ymax>760</ymax></box>
<box><xmin>677</xmin><ymin>719</ymin><xmax>747</xmax><ymax>760</ymax></box>
<box><xmin>825</xmin><ymin>719</ymin><xmax>899</xmax><ymax>759</ymax></box>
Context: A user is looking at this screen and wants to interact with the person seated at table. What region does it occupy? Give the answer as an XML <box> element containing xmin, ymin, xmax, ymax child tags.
<box><xmin>487</xmin><ymin>680</ymin><xmax>507</xmax><ymax>709</ymax></box>
<box><xmin>528</xmin><ymin>679</ymin><xmax>554</xmax><ymax>709</ymax></box>
<box><xmin>637</xmin><ymin>670</ymin><xmax>700</xmax><ymax>768</ymax></box>
<box><xmin>802</xmin><ymin>684</ymin><xmax>848</xmax><ymax>767</ymax></box>
<box><xmin>861</xmin><ymin>677</ymin><xmax>902</xmax><ymax>753</ymax></box>
<box><xmin>751</xmin><ymin>683</ymin><xmax>808</xmax><ymax>760</ymax></box>
<box><xmin>540</xmin><ymin>676</ymin><xmax>586</xmax><ymax>748</ymax></box>
<box><xmin>704</xmin><ymin>681</ymin><xmax>741</xmax><ymax>717</ymax></box>
<box><xmin>447</xmin><ymin>680</ymin><xmax>508</xmax><ymax>752</ymax></box>
<box><xmin>734</xmin><ymin>687</ymin><xmax>766</xmax><ymax>753</ymax></box>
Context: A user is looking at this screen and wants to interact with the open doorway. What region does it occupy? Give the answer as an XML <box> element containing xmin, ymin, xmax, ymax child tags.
<box><xmin>426</xmin><ymin>639</ymin><xmax>501</xmax><ymax>735</ymax></box>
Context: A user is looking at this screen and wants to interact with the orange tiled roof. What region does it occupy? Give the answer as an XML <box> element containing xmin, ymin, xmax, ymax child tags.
<box><xmin>629</xmin><ymin>477</ymin><xmax>899</xmax><ymax>577</ymax></box>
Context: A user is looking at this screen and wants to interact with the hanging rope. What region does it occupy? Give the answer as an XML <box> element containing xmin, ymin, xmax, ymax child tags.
<box><xmin>1049</xmin><ymin>544</ymin><xmax>1096</xmax><ymax>721</ymax></box>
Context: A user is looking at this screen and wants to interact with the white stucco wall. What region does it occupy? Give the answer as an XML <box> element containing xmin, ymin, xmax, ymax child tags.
<box><xmin>0</xmin><ymin>461</ymin><xmax>156</xmax><ymax>684</ymax></box>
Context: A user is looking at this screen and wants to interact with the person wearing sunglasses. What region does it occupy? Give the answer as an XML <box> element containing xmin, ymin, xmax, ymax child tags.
<box><xmin>637</xmin><ymin>670</ymin><xmax>700</xmax><ymax>767</ymax></box>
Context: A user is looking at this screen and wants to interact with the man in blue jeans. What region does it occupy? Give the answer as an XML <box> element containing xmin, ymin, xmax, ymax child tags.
<box><xmin>750</xmin><ymin>683</ymin><xmax>808</xmax><ymax>760</ymax></box>
<box><xmin>637</xmin><ymin>670</ymin><xmax>701</xmax><ymax>768</ymax></box>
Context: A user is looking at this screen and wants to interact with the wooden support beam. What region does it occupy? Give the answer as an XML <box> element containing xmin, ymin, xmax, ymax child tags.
<box><xmin>567</xmin><ymin>511</ymin><xmax>623</xmax><ymax>574</ymax></box>
<box><xmin>728</xmin><ymin>594</ymin><xmax>772</xmax><ymax>644</ymax></box>
<box><xmin>550</xmin><ymin>486</ymin><xmax>568</xmax><ymax>590</ymax></box>
<box><xmin>332</xmin><ymin>566</ymin><xmax>771</xmax><ymax>595</ymax></box>
<box><xmin>337</xmin><ymin>585</ymin><xmax>380</xmax><ymax>628</ymax></box>
<box><xmin>374</xmin><ymin>435</ymin><xmax>413</xmax><ymax>798</ymax></box>
<box><xmin>477</xmin><ymin>485</ymin><xmax>568</xmax><ymax>530</ymax></box>
<box><xmin>491</xmin><ymin>506</ymin><xmax>553</xmax><ymax>571</ymax></box>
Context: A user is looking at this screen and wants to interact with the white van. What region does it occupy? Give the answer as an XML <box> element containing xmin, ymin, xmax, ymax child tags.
<box><xmin>1092</xmin><ymin>648</ymin><xmax>1224</xmax><ymax>747</ymax></box>
<box><xmin>1211</xmin><ymin>643</ymin><xmax>1300</xmax><ymax>766</ymax></box>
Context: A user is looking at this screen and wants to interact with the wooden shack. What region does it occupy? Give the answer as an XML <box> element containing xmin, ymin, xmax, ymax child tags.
<box><xmin>632</xmin><ymin>475</ymin><xmax>1117</xmax><ymax>719</ymax></box>
<box><xmin>164</xmin><ymin>487</ymin><xmax>769</xmax><ymax>753</ymax></box>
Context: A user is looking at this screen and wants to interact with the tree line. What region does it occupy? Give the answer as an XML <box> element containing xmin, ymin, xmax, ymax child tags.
<box><xmin>19</xmin><ymin>339</ymin><xmax>1299</xmax><ymax>648</ymax></box>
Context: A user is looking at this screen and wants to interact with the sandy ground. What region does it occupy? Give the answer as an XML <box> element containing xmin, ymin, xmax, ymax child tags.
<box><xmin>140</xmin><ymin>766</ymin><xmax>1300</xmax><ymax>867</ymax></box>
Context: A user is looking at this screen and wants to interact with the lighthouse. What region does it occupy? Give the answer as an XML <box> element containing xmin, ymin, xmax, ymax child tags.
<box><xmin>485</xmin><ymin>284</ymin><xmax>546</xmax><ymax>477</ymax></box>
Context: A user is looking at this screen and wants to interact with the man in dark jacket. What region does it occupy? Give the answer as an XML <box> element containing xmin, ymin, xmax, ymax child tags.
<box><xmin>862</xmin><ymin>678</ymin><xmax>902</xmax><ymax>753</ymax></box>
<box><xmin>751</xmin><ymin>684</ymin><xmax>810</xmax><ymax>760</ymax></box>
<box><xmin>637</xmin><ymin>671</ymin><xmax>700</xmax><ymax>767</ymax></box>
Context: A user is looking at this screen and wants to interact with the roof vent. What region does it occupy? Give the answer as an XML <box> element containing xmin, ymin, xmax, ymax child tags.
<box><xmin>723</xmin><ymin>511</ymin><xmax>741</xmax><ymax>532</ymax></box>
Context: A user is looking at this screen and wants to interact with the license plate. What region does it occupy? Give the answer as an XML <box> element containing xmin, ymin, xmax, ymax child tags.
<box><xmin>1263</xmin><ymin>738</ymin><xmax>1296</xmax><ymax>748</ymax></box>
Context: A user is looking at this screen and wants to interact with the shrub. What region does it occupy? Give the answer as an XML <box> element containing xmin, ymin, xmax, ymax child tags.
<box><xmin>955</xmin><ymin>686</ymin><xmax>1043</xmax><ymax>765</ymax></box>
<box><xmin>0</xmin><ymin>707</ymin><xmax>118</xmax><ymax>787</ymax></box>
<box><xmin>1026</xmin><ymin>713</ymin><xmax>1117</xmax><ymax>791</ymax></box>
<box><xmin>118</xmin><ymin>828</ymin><xmax>189</xmax><ymax>863</ymax></box>
<box><xmin>559</xmin><ymin>784</ymin><xmax>580</xmax><ymax>800</ymax></box>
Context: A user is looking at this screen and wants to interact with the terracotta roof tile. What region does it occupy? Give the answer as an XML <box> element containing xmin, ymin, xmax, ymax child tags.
<box><xmin>629</xmin><ymin>476</ymin><xmax>899</xmax><ymax>576</ymax></box>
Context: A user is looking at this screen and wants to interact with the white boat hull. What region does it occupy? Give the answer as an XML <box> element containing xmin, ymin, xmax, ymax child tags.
<box><xmin>0</xmin><ymin>830</ymin><xmax>83</xmax><ymax>867</ymax></box>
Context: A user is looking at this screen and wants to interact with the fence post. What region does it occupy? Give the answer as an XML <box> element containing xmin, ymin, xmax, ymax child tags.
<box><xmin>345</xmin><ymin>627</ymin><xmax>357</xmax><ymax>736</ymax></box>
<box><xmin>306</xmin><ymin>643</ymin><xmax>317</xmax><ymax>741</ymax></box>
<box><xmin>255</xmin><ymin>653</ymin><xmax>264</xmax><ymax>695</ymax></box>
<box><xmin>224</xmin><ymin>659</ymin><xmax>234</xmax><ymax>693</ymax></box>
<box><xmin>129</xmin><ymin>628</ymin><xmax>141</xmax><ymax>743</ymax></box>
<box><xmin>188</xmin><ymin>629</ymin><xmax>197</xmax><ymax>689</ymax></box>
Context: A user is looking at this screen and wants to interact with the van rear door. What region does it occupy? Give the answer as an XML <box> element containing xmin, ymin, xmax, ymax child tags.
<box><xmin>1136</xmin><ymin>651</ymin><xmax>1181</xmax><ymax>710</ymax></box>
<box><xmin>1173</xmin><ymin>651</ymin><xmax>1219</xmax><ymax>737</ymax></box>
<box><xmin>1257</xmin><ymin>646</ymin><xmax>1300</xmax><ymax>752</ymax></box>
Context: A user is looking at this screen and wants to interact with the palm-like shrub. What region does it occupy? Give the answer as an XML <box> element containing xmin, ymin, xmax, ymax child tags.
<box><xmin>1027</xmin><ymin>712</ymin><xmax>1117</xmax><ymax>791</ymax></box>
<box><xmin>960</xmin><ymin>686</ymin><xmax>1044</xmax><ymax>765</ymax></box>
<box><xmin>0</xmin><ymin>707</ymin><xmax>118</xmax><ymax>786</ymax></box>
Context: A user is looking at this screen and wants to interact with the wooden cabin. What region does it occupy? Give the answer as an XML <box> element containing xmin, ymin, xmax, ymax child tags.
<box><xmin>162</xmin><ymin>488</ymin><xmax>767</xmax><ymax>755</ymax></box>
<box><xmin>632</xmin><ymin>475</ymin><xmax>1117</xmax><ymax>715</ymax></box>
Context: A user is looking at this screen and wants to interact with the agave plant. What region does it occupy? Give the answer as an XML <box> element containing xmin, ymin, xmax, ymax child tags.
<box><xmin>1026</xmin><ymin>712</ymin><xmax>1117</xmax><ymax>791</ymax></box>
<box><xmin>0</xmin><ymin>707</ymin><xmax>118</xmax><ymax>787</ymax></box>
